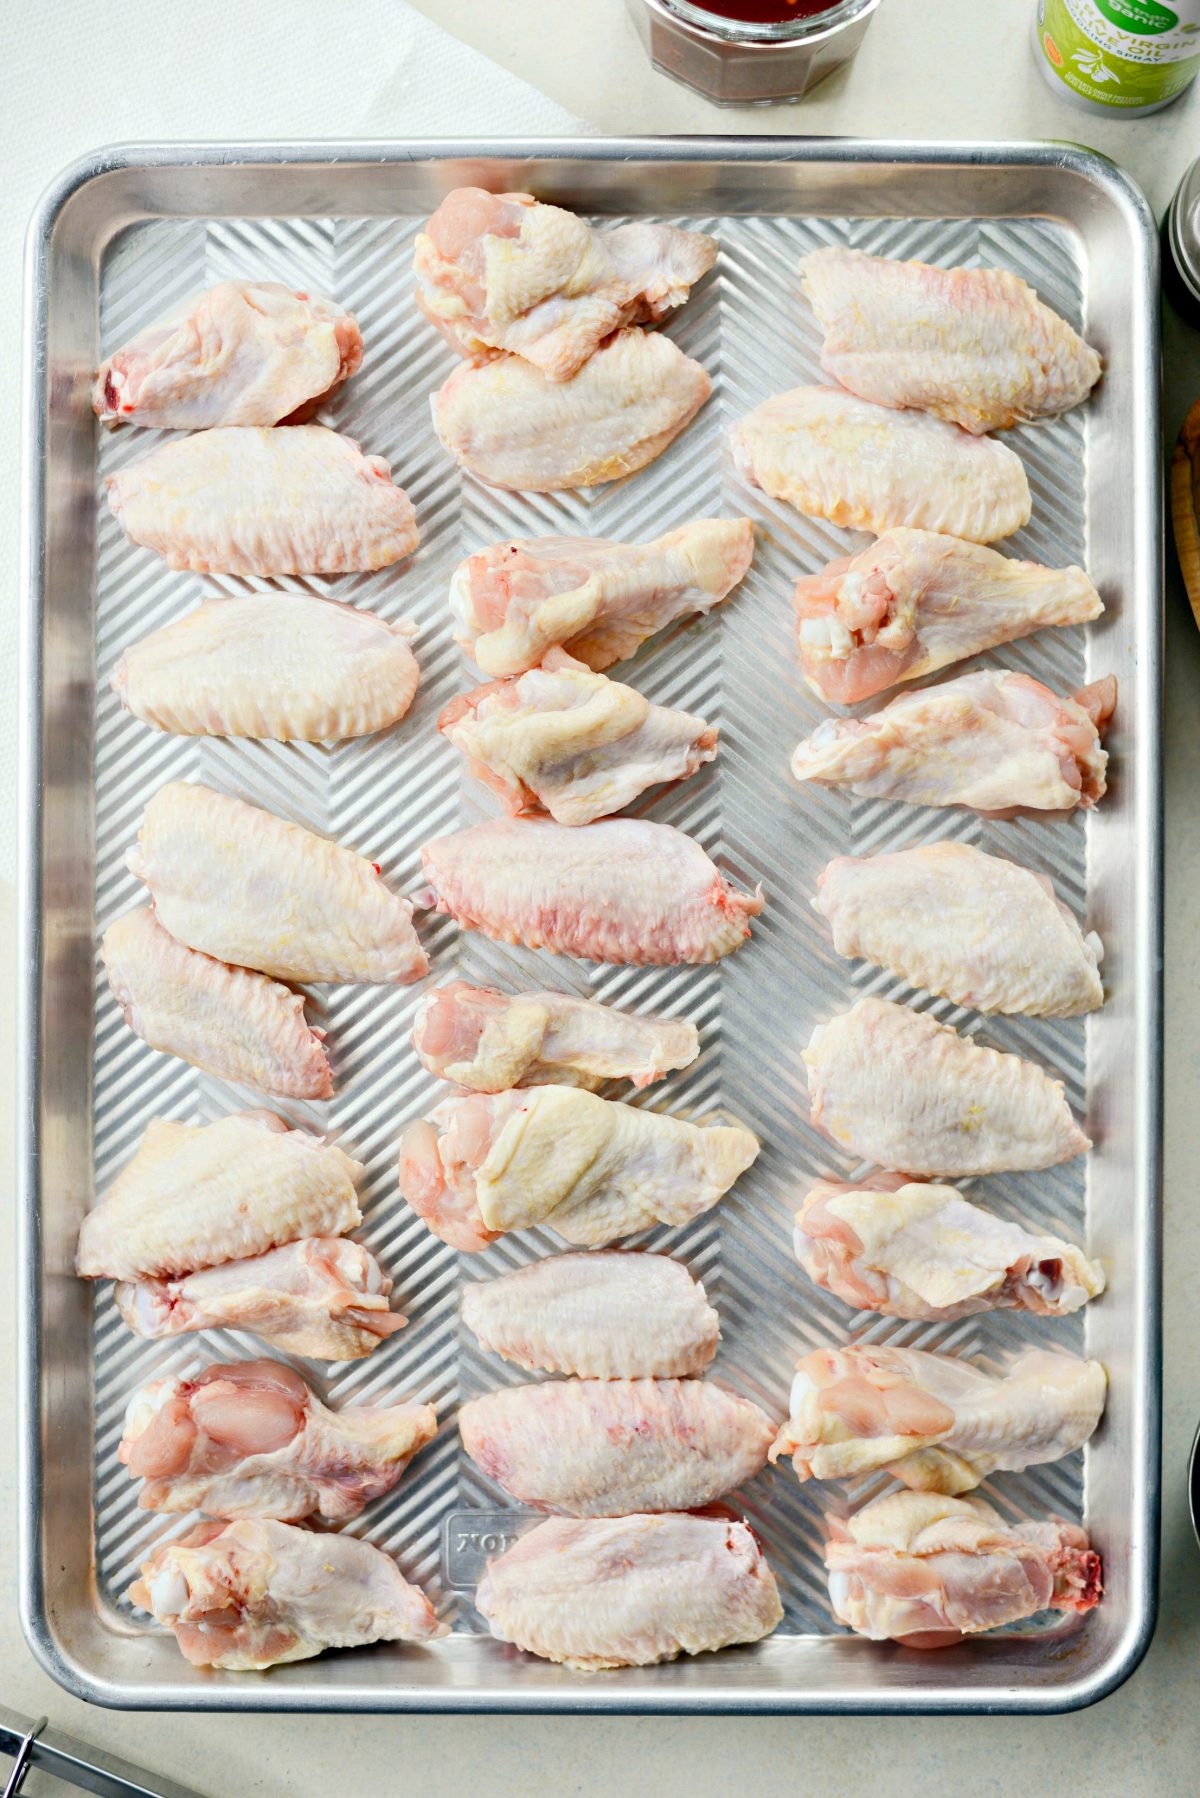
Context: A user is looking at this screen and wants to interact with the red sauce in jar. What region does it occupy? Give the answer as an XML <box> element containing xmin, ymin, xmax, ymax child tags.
<box><xmin>682</xmin><ymin>0</ymin><xmax>842</xmax><ymax>22</ymax></box>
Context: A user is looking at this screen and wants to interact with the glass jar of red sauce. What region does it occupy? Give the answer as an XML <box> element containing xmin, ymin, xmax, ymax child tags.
<box><xmin>625</xmin><ymin>0</ymin><xmax>884</xmax><ymax>104</ymax></box>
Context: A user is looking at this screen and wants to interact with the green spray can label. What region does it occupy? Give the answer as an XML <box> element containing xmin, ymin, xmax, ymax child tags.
<box><xmin>1035</xmin><ymin>0</ymin><xmax>1200</xmax><ymax>113</ymax></box>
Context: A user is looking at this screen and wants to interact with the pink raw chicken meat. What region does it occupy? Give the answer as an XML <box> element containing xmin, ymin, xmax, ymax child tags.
<box><xmin>120</xmin><ymin>1358</ymin><xmax>436</xmax><ymax>1521</ymax></box>
<box><xmin>793</xmin><ymin>1176</ymin><xmax>1105</xmax><ymax>1322</ymax></box>
<box><xmin>825</xmin><ymin>1491</ymin><xmax>1102</xmax><ymax>1647</ymax></box>
<box><xmin>790</xmin><ymin>670</ymin><xmax>1115</xmax><ymax>815</ymax></box>
<box><xmin>115</xmin><ymin>1237</ymin><xmax>406</xmax><ymax>1362</ymax></box>
<box><xmin>94</xmin><ymin>280</ymin><xmax>362</xmax><ymax>429</ymax></box>
<box><xmin>101</xmin><ymin>908</ymin><xmax>332</xmax><ymax>1100</ymax></box>
<box><xmin>128</xmin><ymin>1518</ymin><xmax>445</xmax><ymax>1669</ymax></box>
<box><xmin>414</xmin><ymin>187</ymin><xmax>716</xmax><ymax>381</ymax></box>
<box><xmin>412</xmin><ymin>980</ymin><xmax>698</xmax><ymax>1092</ymax></box>
<box><xmin>792</xmin><ymin>529</ymin><xmax>1102</xmax><ymax>706</ymax></box>
<box><xmin>106</xmin><ymin>426</ymin><xmax>419</xmax><ymax>575</ymax></box>
<box><xmin>397</xmin><ymin>1086</ymin><xmax>757</xmax><ymax>1252</ymax></box>
<box><xmin>418</xmin><ymin>816</ymin><xmax>762</xmax><ymax>965</ymax></box>
<box><xmin>449</xmin><ymin>517</ymin><xmax>753</xmax><ymax>676</ymax></box>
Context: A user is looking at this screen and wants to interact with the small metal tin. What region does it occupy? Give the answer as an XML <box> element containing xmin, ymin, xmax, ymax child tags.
<box><xmin>1166</xmin><ymin>154</ymin><xmax>1200</xmax><ymax>324</ymax></box>
<box><xmin>1191</xmin><ymin>1418</ymin><xmax>1200</xmax><ymax>1552</ymax></box>
<box><xmin>625</xmin><ymin>0</ymin><xmax>883</xmax><ymax>105</ymax></box>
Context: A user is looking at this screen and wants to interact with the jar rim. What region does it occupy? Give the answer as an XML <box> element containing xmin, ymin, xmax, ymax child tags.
<box><xmin>654</xmin><ymin>0</ymin><xmax>878</xmax><ymax>43</ymax></box>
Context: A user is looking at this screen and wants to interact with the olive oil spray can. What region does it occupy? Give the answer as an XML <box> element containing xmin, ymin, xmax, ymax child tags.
<box><xmin>1034</xmin><ymin>0</ymin><xmax>1200</xmax><ymax>115</ymax></box>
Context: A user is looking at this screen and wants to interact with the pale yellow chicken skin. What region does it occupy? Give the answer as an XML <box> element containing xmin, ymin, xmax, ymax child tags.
<box><xmin>128</xmin><ymin>782</ymin><xmax>427</xmax><ymax>984</ymax></box>
<box><xmin>732</xmin><ymin>385</ymin><xmax>1031</xmax><ymax>541</ymax></box>
<box><xmin>476</xmin><ymin>1512</ymin><xmax>783</xmax><ymax>1669</ymax></box>
<box><xmin>800</xmin><ymin>246</ymin><xmax>1101</xmax><ymax>434</ymax></box>
<box><xmin>412</xmin><ymin>981</ymin><xmax>699</xmax><ymax>1093</ymax></box>
<box><xmin>113</xmin><ymin>594</ymin><xmax>419</xmax><ymax>741</ymax></box>
<box><xmin>432</xmin><ymin>329</ymin><xmax>711</xmax><ymax>491</ymax></box>
<box><xmin>94</xmin><ymin>280</ymin><xmax>362</xmax><ymax>429</ymax></box>
<box><xmin>794</xmin><ymin>1176</ymin><xmax>1106</xmax><ymax>1321</ymax></box>
<box><xmin>815</xmin><ymin>842</ymin><xmax>1105</xmax><ymax>1017</ymax></box>
<box><xmin>771</xmin><ymin>1344</ymin><xmax>1106</xmax><ymax>1493</ymax></box>
<box><xmin>75</xmin><ymin>1111</ymin><xmax>361</xmax><ymax>1282</ymax></box>
<box><xmin>415</xmin><ymin>186</ymin><xmax>716</xmax><ymax>381</ymax></box>
<box><xmin>461</xmin><ymin>1252</ymin><xmax>719</xmax><ymax>1379</ymax></box>
<box><xmin>804</xmin><ymin>997</ymin><xmax>1090</xmax><ymax>1176</ymax></box>
<box><xmin>106</xmin><ymin>425</ymin><xmax>419</xmax><ymax>574</ymax></box>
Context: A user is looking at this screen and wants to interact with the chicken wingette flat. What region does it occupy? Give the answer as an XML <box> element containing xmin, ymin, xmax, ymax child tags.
<box><xmin>794</xmin><ymin>1176</ymin><xmax>1106</xmax><ymax>1320</ymax></box>
<box><xmin>419</xmin><ymin>817</ymin><xmax>762</xmax><ymax>965</ymax></box>
<box><xmin>113</xmin><ymin>594</ymin><xmax>419</xmax><ymax>741</ymax></box>
<box><xmin>804</xmin><ymin>998</ymin><xmax>1089</xmax><ymax>1176</ymax></box>
<box><xmin>449</xmin><ymin>517</ymin><xmax>753</xmax><ymax>676</ymax></box>
<box><xmin>815</xmin><ymin>842</ymin><xmax>1105</xmax><ymax>1018</ymax></box>
<box><xmin>128</xmin><ymin>782</ymin><xmax>427</xmax><ymax>984</ymax></box>
<box><xmin>432</xmin><ymin>329</ymin><xmax>711</xmax><ymax>492</ymax></box>
<box><xmin>790</xmin><ymin>670</ymin><xmax>1114</xmax><ymax>814</ymax></box>
<box><xmin>731</xmin><ymin>385</ymin><xmax>1031</xmax><ymax>542</ymax></box>
<box><xmin>94</xmin><ymin>280</ymin><xmax>362</xmax><ymax>429</ymax></box>
<box><xmin>771</xmin><ymin>1344</ymin><xmax>1105</xmax><ymax>1493</ymax></box>
<box><xmin>825</xmin><ymin>1492</ymin><xmax>1101</xmax><ymax>1647</ymax></box>
<box><xmin>129</xmin><ymin>1518</ymin><xmax>445</xmax><ymax>1669</ymax></box>
<box><xmin>800</xmin><ymin>246</ymin><xmax>1101</xmax><ymax>434</ymax></box>
<box><xmin>476</xmin><ymin>1512</ymin><xmax>783</xmax><ymax>1670</ymax></box>
<box><xmin>119</xmin><ymin>1359</ymin><xmax>436</xmax><ymax>1521</ymax></box>
<box><xmin>398</xmin><ymin>1086</ymin><xmax>758</xmax><ymax>1251</ymax></box>
<box><xmin>106</xmin><ymin>425</ymin><xmax>419</xmax><ymax>574</ymax></box>
<box><xmin>412</xmin><ymin>981</ymin><xmax>699</xmax><ymax>1092</ymax></box>
<box><xmin>792</xmin><ymin>528</ymin><xmax>1103</xmax><ymax>705</ymax></box>
<box><xmin>415</xmin><ymin>186</ymin><xmax>716</xmax><ymax>381</ymax></box>
<box><xmin>439</xmin><ymin>654</ymin><xmax>717</xmax><ymax>826</ymax></box>
<box><xmin>461</xmin><ymin>1252</ymin><xmax>719</xmax><ymax>1378</ymax></box>
<box><xmin>115</xmin><ymin>1238</ymin><xmax>405</xmax><ymax>1361</ymax></box>
<box><xmin>460</xmin><ymin>1378</ymin><xmax>772</xmax><ymax>1515</ymax></box>
<box><xmin>75</xmin><ymin>1111</ymin><xmax>361</xmax><ymax>1282</ymax></box>
<box><xmin>101</xmin><ymin>908</ymin><xmax>333</xmax><ymax>1099</ymax></box>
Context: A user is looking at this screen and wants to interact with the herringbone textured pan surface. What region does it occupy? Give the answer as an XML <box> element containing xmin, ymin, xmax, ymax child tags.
<box><xmin>90</xmin><ymin>208</ymin><xmax>1093</xmax><ymax>1641</ymax></box>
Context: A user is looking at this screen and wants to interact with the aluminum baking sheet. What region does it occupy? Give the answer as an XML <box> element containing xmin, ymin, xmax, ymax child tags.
<box><xmin>19</xmin><ymin>141</ymin><xmax>1162</xmax><ymax>1713</ymax></box>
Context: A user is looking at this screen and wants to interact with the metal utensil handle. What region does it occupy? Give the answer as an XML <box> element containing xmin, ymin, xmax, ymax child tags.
<box><xmin>0</xmin><ymin>1705</ymin><xmax>207</xmax><ymax>1798</ymax></box>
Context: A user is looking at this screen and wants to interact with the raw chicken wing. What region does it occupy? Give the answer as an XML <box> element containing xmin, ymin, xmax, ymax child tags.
<box><xmin>415</xmin><ymin>187</ymin><xmax>716</xmax><ymax>381</ymax></box>
<box><xmin>75</xmin><ymin>1112</ymin><xmax>361</xmax><ymax>1282</ymax></box>
<box><xmin>815</xmin><ymin>842</ymin><xmax>1104</xmax><ymax>1017</ymax></box>
<box><xmin>772</xmin><ymin>1344</ymin><xmax>1105</xmax><ymax>1493</ymax></box>
<box><xmin>115</xmin><ymin>1237</ymin><xmax>405</xmax><ymax>1361</ymax></box>
<box><xmin>476</xmin><ymin>1512</ymin><xmax>782</xmax><ymax>1670</ymax></box>
<box><xmin>129</xmin><ymin>1518</ymin><xmax>445</xmax><ymax>1669</ymax></box>
<box><xmin>113</xmin><ymin>594</ymin><xmax>419</xmax><ymax>740</ymax></box>
<box><xmin>450</xmin><ymin>516</ymin><xmax>753</xmax><ymax>676</ymax></box>
<box><xmin>792</xmin><ymin>529</ymin><xmax>1102</xmax><ymax>705</ymax></box>
<box><xmin>462</xmin><ymin>1252</ymin><xmax>719</xmax><ymax>1378</ymax></box>
<box><xmin>432</xmin><ymin>329</ymin><xmax>711</xmax><ymax>491</ymax></box>
<box><xmin>439</xmin><ymin>654</ymin><xmax>716</xmax><ymax>825</ymax></box>
<box><xmin>825</xmin><ymin>1491</ymin><xmax>1101</xmax><ymax>1647</ymax></box>
<box><xmin>419</xmin><ymin>817</ymin><xmax>762</xmax><ymax>964</ymax></box>
<box><xmin>731</xmin><ymin>386</ymin><xmax>1031</xmax><ymax>541</ymax></box>
<box><xmin>128</xmin><ymin>782</ymin><xmax>427</xmax><ymax>984</ymax></box>
<box><xmin>460</xmin><ymin>1378</ymin><xmax>773</xmax><ymax>1515</ymax></box>
<box><xmin>800</xmin><ymin>246</ymin><xmax>1101</xmax><ymax>434</ymax></box>
<box><xmin>412</xmin><ymin>981</ymin><xmax>698</xmax><ymax>1092</ymax></box>
<box><xmin>120</xmin><ymin>1359</ymin><xmax>436</xmax><ymax>1520</ymax></box>
<box><xmin>397</xmin><ymin>1086</ymin><xmax>758</xmax><ymax>1251</ymax></box>
<box><xmin>101</xmin><ymin>908</ymin><xmax>332</xmax><ymax>1099</ymax></box>
<box><xmin>804</xmin><ymin>997</ymin><xmax>1089</xmax><ymax>1176</ymax></box>
<box><xmin>794</xmin><ymin>1176</ymin><xmax>1106</xmax><ymax>1320</ymax></box>
<box><xmin>106</xmin><ymin>426</ymin><xmax>419</xmax><ymax>574</ymax></box>
<box><xmin>790</xmin><ymin>671</ymin><xmax>1113</xmax><ymax>814</ymax></box>
<box><xmin>94</xmin><ymin>281</ymin><xmax>362</xmax><ymax>429</ymax></box>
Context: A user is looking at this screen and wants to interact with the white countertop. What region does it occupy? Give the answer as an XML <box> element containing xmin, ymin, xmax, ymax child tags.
<box><xmin>3</xmin><ymin>1</ymin><xmax>1199</xmax><ymax>1790</ymax></box>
